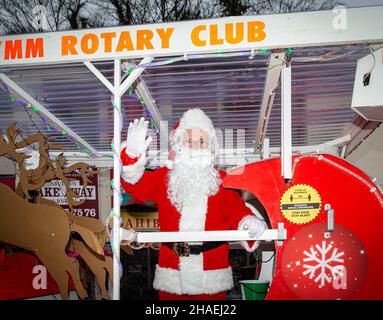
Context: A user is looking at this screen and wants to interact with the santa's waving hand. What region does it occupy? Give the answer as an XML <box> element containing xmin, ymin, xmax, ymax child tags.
<box><xmin>120</xmin><ymin>108</ymin><xmax>267</xmax><ymax>300</ymax></box>
<box><xmin>121</xmin><ymin>117</ymin><xmax>152</xmax><ymax>184</ymax></box>
<box><xmin>125</xmin><ymin>117</ymin><xmax>152</xmax><ymax>158</ymax></box>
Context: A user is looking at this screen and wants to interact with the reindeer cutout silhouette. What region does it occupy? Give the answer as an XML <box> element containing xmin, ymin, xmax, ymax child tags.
<box><xmin>0</xmin><ymin>123</ymin><xmax>113</xmax><ymax>299</ymax></box>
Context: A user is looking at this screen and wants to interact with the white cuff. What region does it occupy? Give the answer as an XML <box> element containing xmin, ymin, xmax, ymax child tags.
<box><xmin>240</xmin><ymin>240</ymin><xmax>260</xmax><ymax>252</ymax></box>
<box><xmin>121</xmin><ymin>153</ymin><xmax>146</xmax><ymax>185</ymax></box>
<box><xmin>121</xmin><ymin>140</ymin><xmax>141</xmax><ymax>158</ymax></box>
<box><xmin>238</xmin><ymin>215</ymin><xmax>264</xmax><ymax>252</ymax></box>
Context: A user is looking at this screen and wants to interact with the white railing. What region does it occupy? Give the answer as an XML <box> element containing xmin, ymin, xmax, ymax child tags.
<box><xmin>120</xmin><ymin>223</ymin><xmax>286</xmax><ymax>244</ymax></box>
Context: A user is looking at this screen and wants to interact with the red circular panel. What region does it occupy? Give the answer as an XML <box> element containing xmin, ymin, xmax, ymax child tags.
<box><xmin>282</xmin><ymin>223</ymin><xmax>368</xmax><ymax>300</ymax></box>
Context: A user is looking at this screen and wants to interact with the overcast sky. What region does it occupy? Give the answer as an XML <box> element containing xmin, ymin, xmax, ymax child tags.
<box><xmin>342</xmin><ymin>0</ymin><xmax>383</xmax><ymax>6</ymax></box>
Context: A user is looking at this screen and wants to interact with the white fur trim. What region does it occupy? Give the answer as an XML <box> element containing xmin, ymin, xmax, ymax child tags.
<box><xmin>121</xmin><ymin>141</ymin><xmax>127</xmax><ymax>150</ymax></box>
<box><xmin>153</xmin><ymin>266</ymin><xmax>182</xmax><ymax>295</ymax></box>
<box><xmin>179</xmin><ymin>254</ymin><xmax>204</xmax><ymax>294</ymax></box>
<box><xmin>179</xmin><ymin>200</ymin><xmax>207</xmax><ymax>231</ymax></box>
<box><xmin>153</xmin><ymin>258</ymin><xmax>234</xmax><ymax>295</ymax></box>
<box><xmin>178</xmin><ymin>108</ymin><xmax>215</xmax><ymax>135</ymax></box>
<box><xmin>165</xmin><ymin>159</ymin><xmax>174</xmax><ymax>169</ymax></box>
<box><xmin>203</xmin><ymin>266</ymin><xmax>234</xmax><ymax>294</ymax></box>
<box><xmin>121</xmin><ymin>153</ymin><xmax>146</xmax><ymax>185</ymax></box>
<box><xmin>240</xmin><ymin>240</ymin><xmax>260</xmax><ymax>252</ymax></box>
<box><xmin>170</xmin><ymin>108</ymin><xmax>219</xmax><ymax>156</ymax></box>
<box><xmin>238</xmin><ymin>215</ymin><xmax>263</xmax><ymax>252</ymax></box>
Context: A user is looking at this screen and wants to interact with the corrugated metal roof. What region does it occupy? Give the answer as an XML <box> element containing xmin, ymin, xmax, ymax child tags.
<box><xmin>0</xmin><ymin>45</ymin><xmax>369</xmax><ymax>157</ymax></box>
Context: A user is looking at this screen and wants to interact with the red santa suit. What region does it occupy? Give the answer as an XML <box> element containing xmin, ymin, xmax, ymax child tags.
<box><xmin>120</xmin><ymin>108</ymin><xmax>262</xmax><ymax>299</ymax></box>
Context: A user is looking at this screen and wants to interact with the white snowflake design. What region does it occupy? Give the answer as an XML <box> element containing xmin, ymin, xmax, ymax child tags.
<box><xmin>302</xmin><ymin>240</ymin><xmax>345</xmax><ymax>287</ymax></box>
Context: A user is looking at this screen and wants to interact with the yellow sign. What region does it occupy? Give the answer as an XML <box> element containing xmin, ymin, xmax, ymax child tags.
<box><xmin>280</xmin><ymin>184</ymin><xmax>321</xmax><ymax>224</ymax></box>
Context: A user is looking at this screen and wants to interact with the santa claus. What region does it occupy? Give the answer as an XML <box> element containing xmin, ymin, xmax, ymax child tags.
<box><xmin>120</xmin><ymin>108</ymin><xmax>267</xmax><ymax>300</ymax></box>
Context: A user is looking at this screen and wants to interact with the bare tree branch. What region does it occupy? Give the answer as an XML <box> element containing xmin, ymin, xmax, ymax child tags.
<box><xmin>0</xmin><ymin>0</ymin><xmax>339</xmax><ymax>35</ymax></box>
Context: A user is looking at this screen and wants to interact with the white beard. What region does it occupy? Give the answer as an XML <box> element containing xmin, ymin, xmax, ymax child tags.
<box><xmin>167</xmin><ymin>147</ymin><xmax>221</xmax><ymax>214</ymax></box>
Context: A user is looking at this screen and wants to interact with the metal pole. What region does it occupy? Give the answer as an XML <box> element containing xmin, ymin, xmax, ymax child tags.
<box><xmin>262</xmin><ymin>137</ymin><xmax>270</xmax><ymax>160</ymax></box>
<box><xmin>281</xmin><ymin>63</ymin><xmax>292</xmax><ymax>180</ymax></box>
<box><xmin>112</xmin><ymin>59</ymin><xmax>122</xmax><ymax>300</ymax></box>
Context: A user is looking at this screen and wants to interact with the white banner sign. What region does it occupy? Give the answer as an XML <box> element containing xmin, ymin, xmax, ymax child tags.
<box><xmin>0</xmin><ymin>6</ymin><xmax>382</xmax><ymax>66</ymax></box>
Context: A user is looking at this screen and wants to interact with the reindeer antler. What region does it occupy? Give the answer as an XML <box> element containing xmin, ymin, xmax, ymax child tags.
<box><xmin>13</xmin><ymin>131</ymin><xmax>64</xmax><ymax>200</ymax></box>
<box><xmin>64</xmin><ymin>162</ymin><xmax>100</xmax><ymax>188</ymax></box>
<box><xmin>0</xmin><ymin>122</ymin><xmax>30</xmax><ymax>165</ymax></box>
<box><xmin>15</xmin><ymin>132</ymin><xmax>64</xmax><ymax>171</ymax></box>
<box><xmin>6</xmin><ymin>122</ymin><xmax>23</xmax><ymax>143</ymax></box>
<box><xmin>51</xmin><ymin>153</ymin><xmax>85</xmax><ymax>213</ymax></box>
<box><xmin>3</xmin><ymin>125</ymin><xmax>96</xmax><ymax>213</ymax></box>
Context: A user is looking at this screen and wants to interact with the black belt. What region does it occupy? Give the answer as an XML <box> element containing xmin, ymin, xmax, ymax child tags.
<box><xmin>164</xmin><ymin>242</ymin><xmax>225</xmax><ymax>257</ymax></box>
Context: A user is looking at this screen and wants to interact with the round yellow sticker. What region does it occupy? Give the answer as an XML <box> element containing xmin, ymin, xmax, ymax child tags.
<box><xmin>280</xmin><ymin>184</ymin><xmax>322</xmax><ymax>224</ymax></box>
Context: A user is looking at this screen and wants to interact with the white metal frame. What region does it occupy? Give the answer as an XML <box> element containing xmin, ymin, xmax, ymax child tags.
<box><xmin>0</xmin><ymin>6</ymin><xmax>382</xmax><ymax>300</ymax></box>
<box><xmin>281</xmin><ymin>63</ymin><xmax>292</xmax><ymax>179</ymax></box>
<box><xmin>83</xmin><ymin>56</ymin><xmax>152</xmax><ymax>299</ymax></box>
<box><xmin>256</xmin><ymin>52</ymin><xmax>286</xmax><ymax>147</ymax></box>
<box><xmin>135</xmin><ymin>79</ymin><xmax>163</xmax><ymax>129</ymax></box>
<box><xmin>121</xmin><ymin>227</ymin><xmax>287</xmax><ymax>243</ymax></box>
<box><xmin>55</xmin><ymin>141</ymin><xmax>346</xmax><ymax>168</ymax></box>
<box><xmin>338</xmin><ymin>115</ymin><xmax>380</xmax><ymax>157</ymax></box>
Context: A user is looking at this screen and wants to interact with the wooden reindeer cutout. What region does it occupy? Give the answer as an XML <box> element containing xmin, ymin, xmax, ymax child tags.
<box><xmin>0</xmin><ymin>123</ymin><xmax>113</xmax><ymax>300</ymax></box>
<box><xmin>0</xmin><ymin>181</ymin><xmax>92</xmax><ymax>299</ymax></box>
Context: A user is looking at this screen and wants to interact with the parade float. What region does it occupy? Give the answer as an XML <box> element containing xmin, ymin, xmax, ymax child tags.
<box><xmin>0</xmin><ymin>6</ymin><xmax>382</xmax><ymax>299</ymax></box>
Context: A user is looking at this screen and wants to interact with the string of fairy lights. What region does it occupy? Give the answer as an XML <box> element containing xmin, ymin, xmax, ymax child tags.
<box><xmin>0</xmin><ymin>79</ymin><xmax>91</xmax><ymax>155</ymax></box>
<box><xmin>1</xmin><ymin>44</ymin><xmax>364</xmax><ymax>158</ymax></box>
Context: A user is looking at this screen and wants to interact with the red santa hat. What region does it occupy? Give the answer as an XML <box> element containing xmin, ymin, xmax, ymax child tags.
<box><xmin>168</xmin><ymin>108</ymin><xmax>219</xmax><ymax>161</ymax></box>
<box><xmin>173</xmin><ymin>108</ymin><xmax>215</xmax><ymax>135</ymax></box>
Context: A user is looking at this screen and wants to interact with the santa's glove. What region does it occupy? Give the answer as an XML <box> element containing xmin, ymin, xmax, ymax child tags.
<box><xmin>124</xmin><ymin>117</ymin><xmax>152</xmax><ymax>158</ymax></box>
<box><xmin>238</xmin><ymin>216</ymin><xmax>267</xmax><ymax>252</ymax></box>
<box><xmin>121</xmin><ymin>118</ymin><xmax>152</xmax><ymax>184</ymax></box>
